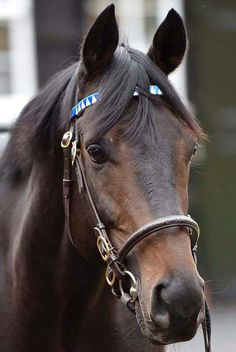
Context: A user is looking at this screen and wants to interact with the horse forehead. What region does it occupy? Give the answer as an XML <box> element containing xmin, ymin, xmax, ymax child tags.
<box><xmin>121</xmin><ymin>104</ymin><xmax>189</xmax><ymax>143</ymax></box>
<box><xmin>107</xmin><ymin>116</ymin><xmax>186</xmax><ymax>154</ymax></box>
<box><xmin>81</xmin><ymin>98</ymin><xmax>193</xmax><ymax>154</ymax></box>
<box><xmin>104</xmin><ymin>132</ymin><xmax>181</xmax><ymax>171</ymax></box>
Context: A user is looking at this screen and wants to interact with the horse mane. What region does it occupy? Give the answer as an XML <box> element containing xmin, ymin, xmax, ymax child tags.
<box><xmin>0</xmin><ymin>43</ymin><xmax>205</xmax><ymax>179</ymax></box>
<box><xmin>0</xmin><ymin>63</ymin><xmax>78</xmax><ymax>178</ymax></box>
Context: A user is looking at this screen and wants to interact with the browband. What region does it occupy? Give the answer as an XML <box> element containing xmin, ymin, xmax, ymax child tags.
<box><xmin>71</xmin><ymin>85</ymin><xmax>161</xmax><ymax>118</ymax></box>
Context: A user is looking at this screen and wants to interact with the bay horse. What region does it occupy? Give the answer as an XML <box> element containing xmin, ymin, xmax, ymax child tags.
<box><xmin>0</xmin><ymin>4</ymin><xmax>211</xmax><ymax>352</ymax></box>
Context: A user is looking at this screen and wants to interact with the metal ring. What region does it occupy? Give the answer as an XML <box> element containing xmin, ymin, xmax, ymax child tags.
<box><xmin>96</xmin><ymin>235</ymin><xmax>110</xmax><ymax>261</ymax></box>
<box><xmin>105</xmin><ymin>267</ymin><xmax>116</xmax><ymax>287</ymax></box>
<box><xmin>61</xmin><ymin>130</ymin><xmax>73</xmax><ymax>148</ymax></box>
<box><xmin>119</xmin><ymin>270</ymin><xmax>138</xmax><ymax>302</ymax></box>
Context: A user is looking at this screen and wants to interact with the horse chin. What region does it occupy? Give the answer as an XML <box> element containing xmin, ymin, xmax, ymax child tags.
<box><xmin>135</xmin><ymin>301</ymin><xmax>198</xmax><ymax>346</ymax></box>
<box><xmin>135</xmin><ymin>301</ymin><xmax>168</xmax><ymax>345</ymax></box>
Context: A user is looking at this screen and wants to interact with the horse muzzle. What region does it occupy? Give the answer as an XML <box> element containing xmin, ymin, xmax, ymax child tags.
<box><xmin>149</xmin><ymin>276</ymin><xmax>205</xmax><ymax>344</ymax></box>
<box><xmin>136</xmin><ymin>279</ymin><xmax>205</xmax><ymax>345</ymax></box>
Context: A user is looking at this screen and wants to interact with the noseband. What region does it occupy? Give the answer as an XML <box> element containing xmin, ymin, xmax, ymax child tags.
<box><xmin>61</xmin><ymin>87</ymin><xmax>211</xmax><ymax>351</ymax></box>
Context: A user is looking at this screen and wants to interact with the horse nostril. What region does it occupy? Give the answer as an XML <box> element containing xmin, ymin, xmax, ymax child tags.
<box><xmin>151</xmin><ymin>276</ymin><xmax>204</xmax><ymax>331</ymax></box>
<box><xmin>151</xmin><ymin>280</ymin><xmax>170</xmax><ymax>330</ymax></box>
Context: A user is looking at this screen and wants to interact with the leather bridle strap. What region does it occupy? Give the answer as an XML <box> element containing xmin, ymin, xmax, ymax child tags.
<box><xmin>62</xmin><ymin>128</ymin><xmax>77</xmax><ymax>248</ymax></box>
<box><xmin>75</xmin><ymin>153</ymin><xmax>125</xmax><ymax>279</ymax></box>
<box><xmin>202</xmin><ymin>300</ymin><xmax>212</xmax><ymax>352</ymax></box>
<box><xmin>118</xmin><ymin>215</ymin><xmax>199</xmax><ymax>263</ymax></box>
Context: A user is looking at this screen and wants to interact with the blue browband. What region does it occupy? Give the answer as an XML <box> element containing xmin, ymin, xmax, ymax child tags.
<box><xmin>71</xmin><ymin>85</ymin><xmax>161</xmax><ymax>118</ymax></box>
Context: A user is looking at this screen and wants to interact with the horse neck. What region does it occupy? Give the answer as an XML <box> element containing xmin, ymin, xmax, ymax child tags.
<box><xmin>6</xmin><ymin>152</ymin><xmax>64</xmax><ymax>282</ymax></box>
<box><xmin>9</xmin><ymin>150</ymin><xmax>98</xmax><ymax>291</ymax></box>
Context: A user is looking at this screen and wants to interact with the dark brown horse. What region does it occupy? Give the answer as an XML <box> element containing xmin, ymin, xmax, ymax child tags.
<box><xmin>0</xmin><ymin>4</ymin><xmax>210</xmax><ymax>352</ymax></box>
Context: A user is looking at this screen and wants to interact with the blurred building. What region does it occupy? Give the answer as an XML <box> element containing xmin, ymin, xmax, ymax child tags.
<box><xmin>0</xmin><ymin>0</ymin><xmax>186</xmax><ymax>127</ymax></box>
<box><xmin>0</xmin><ymin>0</ymin><xmax>37</xmax><ymax>128</ymax></box>
<box><xmin>0</xmin><ymin>0</ymin><xmax>235</xmax><ymax>302</ymax></box>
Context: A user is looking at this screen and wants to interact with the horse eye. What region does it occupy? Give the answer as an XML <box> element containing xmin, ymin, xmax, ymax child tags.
<box><xmin>87</xmin><ymin>144</ymin><xmax>108</xmax><ymax>163</ymax></box>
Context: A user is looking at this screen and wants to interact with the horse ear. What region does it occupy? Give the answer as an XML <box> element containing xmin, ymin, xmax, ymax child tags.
<box><xmin>147</xmin><ymin>9</ymin><xmax>187</xmax><ymax>74</ymax></box>
<box><xmin>82</xmin><ymin>4</ymin><xmax>119</xmax><ymax>77</ymax></box>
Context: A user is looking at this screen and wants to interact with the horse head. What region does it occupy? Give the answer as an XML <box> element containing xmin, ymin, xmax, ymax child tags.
<box><xmin>65</xmin><ymin>4</ymin><xmax>207</xmax><ymax>346</ymax></box>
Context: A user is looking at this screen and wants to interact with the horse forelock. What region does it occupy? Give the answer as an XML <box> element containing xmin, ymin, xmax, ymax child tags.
<box><xmin>81</xmin><ymin>44</ymin><xmax>206</xmax><ymax>143</ymax></box>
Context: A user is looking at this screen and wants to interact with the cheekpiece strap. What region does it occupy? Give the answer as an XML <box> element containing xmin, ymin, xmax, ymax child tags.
<box><xmin>71</xmin><ymin>85</ymin><xmax>161</xmax><ymax>118</ymax></box>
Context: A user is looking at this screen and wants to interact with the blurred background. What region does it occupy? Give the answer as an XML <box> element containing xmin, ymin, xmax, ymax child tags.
<box><xmin>0</xmin><ymin>0</ymin><xmax>235</xmax><ymax>350</ymax></box>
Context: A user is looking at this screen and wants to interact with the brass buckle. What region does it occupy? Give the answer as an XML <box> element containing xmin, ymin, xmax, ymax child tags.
<box><xmin>105</xmin><ymin>267</ymin><xmax>116</xmax><ymax>286</ymax></box>
<box><xmin>61</xmin><ymin>130</ymin><xmax>73</xmax><ymax>148</ymax></box>
<box><xmin>96</xmin><ymin>235</ymin><xmax>111</xmax><ymax>261</ymax></box>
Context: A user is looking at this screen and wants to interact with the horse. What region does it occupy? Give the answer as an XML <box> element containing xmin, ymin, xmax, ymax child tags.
<box><xmin>0</xmin><ymin>4</ymin><xmax>211</xmax><ymax>352</ymax></box>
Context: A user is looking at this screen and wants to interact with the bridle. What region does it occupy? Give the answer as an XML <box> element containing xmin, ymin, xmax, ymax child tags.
<box><xmin>61</xmin><ymin>86</ymin><xmax>211</xmax><ymax>351</ymax></box>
